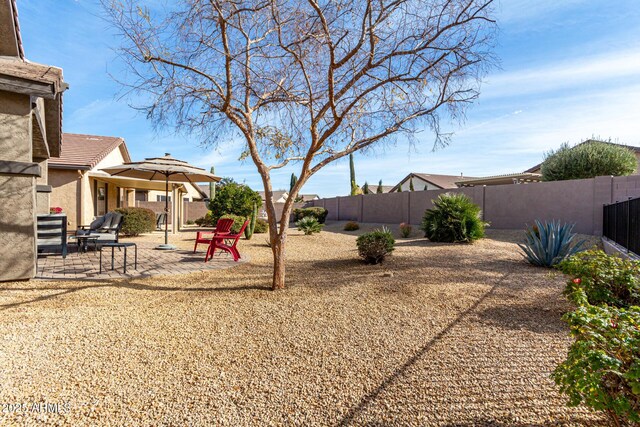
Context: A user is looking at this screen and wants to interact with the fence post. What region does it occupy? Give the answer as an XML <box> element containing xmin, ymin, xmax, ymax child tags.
<box><xmin>627</xmin><ymin>197</ymin><xmax>631</xmax><ymax>253</ymax></box>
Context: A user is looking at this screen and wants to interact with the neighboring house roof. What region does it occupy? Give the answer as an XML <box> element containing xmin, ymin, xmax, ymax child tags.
<box><xmin>48</xmin><ymin>133</ymin><xmax>131</xmax><ymax>170</ymax></box>
<box><xmin>0</xmin><ymin>0</ymin><xmax>24</xmax><ymax>58</ymax></box>
<box><xmin>299</xmin><ymin>194</ymin><xmax>319</xmax><ymax>201</ymax></box>
<box><xmin>456</xmin><ymin>172</ymin><xmax>542</xmax><ymax>187</ymax></box>
<box><xmin>525</xmin><ymin>139</ymin><xmax>640</xmax><ymax>173</ymax></box>
<box><xmin>362</xmin><ymin>184</ymin><xmax>395</xmax><ymax>193</ymax></box>
<box><xmin>391</xmin><ymin>173</ymin><xmax>476</xmax><ymax>191</ymax></box>
<box><xmin>259</xmin><ymin>190</ymin><xmax>289</xmax><ymax>202</ymax></box>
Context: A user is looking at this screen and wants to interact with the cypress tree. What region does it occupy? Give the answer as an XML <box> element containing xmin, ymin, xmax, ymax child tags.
<box><xmin>409</xmin><ymin>177</ymin><xmax>415</xmax><ymax>191</ymax></box>
<box><xmin>377</xmin><ymin>180</ymin><xmax>383</xmax><ymax>194</ymax></box>
<box><xmin>363</xmin><ymin>181</ymin><xmax>369</xmax><ymax>194</ymax></box>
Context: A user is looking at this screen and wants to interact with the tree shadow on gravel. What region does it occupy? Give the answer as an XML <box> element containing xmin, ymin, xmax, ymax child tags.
<box><xmin>475</xmin><ymin>305</ymin><xmax>567</xmax><ymax>334</ymax></box>
<box><xmin>0</xmin><ymin>280</ymin><xmax>270</xmax><ymax>311</ymax></box>
<box><xmin>338</xmin><ymin>276</ymin><xmax>505</xmax><ymax>426</ymax></box>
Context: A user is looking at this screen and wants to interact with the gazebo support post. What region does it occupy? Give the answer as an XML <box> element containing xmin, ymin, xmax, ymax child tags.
<box><xmin>156</xmin><ymin>174</ymin><xmax>176</xmax><ymax>250</ymax></box>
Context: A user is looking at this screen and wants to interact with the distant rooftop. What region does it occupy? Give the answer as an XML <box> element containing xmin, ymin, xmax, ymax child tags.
<box><xmin>48</xmin><ymin>133</ymin><xmax>131</xmax><ymax>169</ymax></box>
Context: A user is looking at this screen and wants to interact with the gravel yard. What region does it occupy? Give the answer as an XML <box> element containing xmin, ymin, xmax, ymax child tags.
<box><xmin>0</xmin><ymin>224</ymin><xmax>605</xmax><ymax>426</ymax></box>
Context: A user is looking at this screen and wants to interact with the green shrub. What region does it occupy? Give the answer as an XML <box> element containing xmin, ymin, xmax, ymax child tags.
<box><xmin>292</xmin><ymin>207</ymin><xmax>328</xmax><ymax>224</ymax></box>
<box><xmin>296</xmin><ymin>216</ymin><xmax>324</xmax><ymax>235</ymax></box>
<box><xmin>344</xmin><ymin>221</ymin><xmax>360</xmax><ymax>231</ymax></box>
<box><xmin>552</xmin><ymin>304</ymin><xmax>640</xmax><ymax>425</ymax></box>
<box><xmin>356</xmin><ymin>226</ymin><xmax>395</xmax><ymax>264</ymax></box>
<box><xmin>399</xmin><ymin>222</ymin><xmax>412</xmax><ymax>238</ymax></box>
<box><xmin>194</xmin><ymin>211</ymin><xmax>215</xmax><ymax>227</ymax></box>
<box><xmin>558</xmin><ymin>250</ymin><xmax>640</xmax><ymax>308</ymax></box>
<box><xmin>208</xmin><ymin>182</ymin><xmax>261</xmax><ymax>223</ymax></box>
<box><xmin>115</xmin><ymin>207</ymin><xmax>155</xmax><ymax>236</ymax></box>
<box><xmin>519</xmin><ymin>220</ymin><xmax>586</xmax><ymax>267</ymax></box>
<box><xmin>542</xmin><ymin>140</ymin><xmax>637</xmax><ymax>181</ymax></box>
<box><xmin>420</xmin><ymin>193</ymin><xmax>487</xmax><ymax>243</ymax></box>
<box><xmin>220</xmin><ymin>214</ymin><xmax>247</xmax><ymax>234</ymax></box>
<box><xmin>186</xmin><ymin>219</ymin><xmax>195</xmax><ymax>225</ymax></box>
<box><xmin>254</xmin><ymin>218</ymin><xmax>268</xmax><ymax>233</ymax></box>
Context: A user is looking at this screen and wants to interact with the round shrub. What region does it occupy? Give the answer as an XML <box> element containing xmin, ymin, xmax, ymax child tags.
<box><xmin>115</xmin><ymin>207</ymin><xmax>155</xmax><ymax>236</ymax></box>
<box><xmin>542</xmin><ymin>140</ymin><xmax>637</xmax><ymax>181</ymax></box>
<box><xmin>208</xmin><ymin>182</ymin><xmax>262</xmax><ymax>223</ymax></box>
<box><xmin>292</xmin><ymin>207</ymin><xmax>328</xmax><ymax>224</ymax></box>
<box><xmin>296</xmin><ymin>216</ymin><xmax>324</xmax><ymax>235</ymax></box>
<box><xmin>254</xmin><ymin>218</ymin><xmax>268</xmax><ymax>233</ymax></box>
<box><xmin>194</xmin><ymin>211</ymin><xmax>215</xmax><ymax>227</ymax></box>
<box><xmin>220</xmin><ymin>214</ymin><xmax>247</xmax><ymax>234</ymax></box>
<box><xmin>344</xmin><ymin>221</ymin><xmax>360</xmax><ymax>231</ymax></box>
<box><xmin>356</xmin><ymin>226</ymin><xmax>395</xmax><ymax>264</ymax></box>
<box><xmin>399</xmin><ymin>222</ymin><xmax>412</xmax><ymax>238</ymax></box>
<box><xmin>420</xmin><ymin>193</ymin><xmax>487</xmax><ymax>243</ymax></box>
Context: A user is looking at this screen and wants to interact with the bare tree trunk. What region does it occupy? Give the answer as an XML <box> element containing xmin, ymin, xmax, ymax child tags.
<box><xmin>271</xmin><ymin>233</ymin><xmax>286</xmax><ymax>290</ymax></box>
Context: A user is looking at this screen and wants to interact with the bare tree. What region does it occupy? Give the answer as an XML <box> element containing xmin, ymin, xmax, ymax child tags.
<box><xmin>102</xmin><ymin>0</ymin><xmax>496</xmax><ymax>290</ymax></box>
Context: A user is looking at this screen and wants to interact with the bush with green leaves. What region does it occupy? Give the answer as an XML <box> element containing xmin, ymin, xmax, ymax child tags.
<box><xmin>344</xmin><ymin>221</ymin><xmax>360</xmax><ymax>231</ymax></box>
<box><xmin>541</xmin><ymin>140</ymin><xmax>637</xmax><ymax>181</ymax></box>
<box><xmin>296</xmin><ymin>216</ymin><xmax>324</xmax><ymax>235</ymax></box>
<box><xmin>254</xmin><ymin>218</ymin><xmax>268</xmax><ymax>233</ymax></box>
<box><xmin>558</xmin><ymin>249</ymin><xmax>640</xmax><ymax>308</ymax></box>
<box><xmin>420</xmin><ymin>193</ymin><xmax>487</xmax><ymax>243</ymax></box>
<box><xmin>292</xmin><ymin>207</ymin><xmax>328</xmax><ymax>224</ymax></box>
<box><xmin>552</xmin><ymin>304</ymin><xmax>640</xmax><ymax>425</ymax></box>
<box><xmin>194</xmin><ymin>211</ymin><xmax>215</xmax><ymax>227</ymax></box>
<box><xmin>519</xmin><ymin>220</ymin><xmax>586</xmax><ymax>267</ymax></box>
<box><xmin>356</xmin><ymin>226</ymin><xmax>395</xmax><ymax>264</ymax></box>
<box><xmin>208</xmin><ymin>182</ymin><xmax>262</xmax><ymax>223</ymax></box>
<box><xmin>399</xmin><ymin>222</ymin><xmax>412</xmax><ymax>238</ymax></box>
<box><xmin>114</xmin><ymin>207</ymin><xmax>155</xmax><ymax>236</ymax></box>
<box><xmin>220</xmin><ymin>214</ymin><xmax>247</xmax><ymax>234</ymax></box>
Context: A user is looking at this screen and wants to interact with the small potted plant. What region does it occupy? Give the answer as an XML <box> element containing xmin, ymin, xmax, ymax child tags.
<box><xmin>49</xmin><ymin>207</ymin><xmax>64</xmax><ymax>215</ymax></box>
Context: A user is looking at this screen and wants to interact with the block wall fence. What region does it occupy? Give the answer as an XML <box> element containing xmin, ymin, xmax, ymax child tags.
<box><xmin>307</xmin><ymin>175</ymin><xmax>640</xmax><ymax>236</ymax></box>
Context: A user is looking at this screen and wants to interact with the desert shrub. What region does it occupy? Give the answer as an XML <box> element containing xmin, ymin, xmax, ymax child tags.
<box><xmin>420</xmin><ymin>193</ymin><xmax>486</xmax><ymax>243</ymax></box>
<box><xmin>399</xmin><ymin>222</ymin><xmax>412</xmax><ymax>238</ymax></box>
<box><xmin>115</xmin><ymin>207</ymin><xmax>155</xmax><ymax>236</ymax></box>
<box><xmin>541</xmin><ymin>140</ymin><xmax>637</xmax><ymax>181</ymax></box>
<box><xmin>208</xmin><ymin>182</ymin><xmax>261</xmax><ymax>223</ymax></box>
<box><xmin>558</xmin><ymin>250</ymin><xmax>640</xmax><ymax>308</ymax></box>
<box><xmin>519</xmin><ymin>220</ymin><xmax>586</xmax><ymax>267</ymax></box>
<box><xmin>254</xmin><ymin>218</ymin><xmax>268</xmax><ymax>233</ymax></box>
<box><xmin>296</xmin><ymin>216</ymin><xmax>323</xmax><ymax>235</ymax></box>
<box><xmin>194</xmin><ymin>211</ymin><xmax>215</xmax><ymax>227</ymax></box>
<box><xmin>356</xmin><ymin>226</ymin><xmax>395</xmax><ymax>264</ymax></box>
<box><xmin>186</xmin><ymin>219</ymin><xmax>195</xmax><ymax>225</ymax></box>
<box><xmin>344</xmin><ymin>221</ymin><xmax>360</xmax><ymax>231</ymax></box>
<box><xmin>552</xmin><ymin>304</ymin><xmax>640</xmax><ymax>425</ymax></box>
<box><xmin>292</xmin><ymin>207</ymin><xmax>328</xmax><ymax>224</ymax></box>
<box><xmin>220</xmin><ymin>214</ymin><xmax>247</xmax><ymax>234</ymax></box>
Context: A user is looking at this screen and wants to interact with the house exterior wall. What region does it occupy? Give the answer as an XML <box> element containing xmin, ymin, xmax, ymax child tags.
<box><xmin>0</xmin><ymin>90</ymin><xmax>37</xmax><ymax>281</ymax></box>
<box><xmin>49</xmin><ymin>169</ymin><xmax>79</xmax><ymax>228</ymax></box>
<box><xmin>309</xmin><ymin>175</ymin><xmax>640</xmax><ymax>236</ymax></box>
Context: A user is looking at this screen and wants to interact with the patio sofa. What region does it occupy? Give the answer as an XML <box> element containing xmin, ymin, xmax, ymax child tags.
<box><xmin>76</xmin><ymin>211</ymin><xmax>124</xmax><ymax>244</ymax></box>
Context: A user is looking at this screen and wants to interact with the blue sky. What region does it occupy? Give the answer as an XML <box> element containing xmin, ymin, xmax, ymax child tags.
<box><xmin>18</xmin><ymin>0</ymin><xmax>640</xmax><ymax>196</ymax></box>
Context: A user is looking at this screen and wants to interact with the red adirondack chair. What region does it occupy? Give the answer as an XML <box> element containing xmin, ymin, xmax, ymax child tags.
<box><xmin>205</xmin><ymin>220</ymin><xmax>249</xmax><ymax>262</ymax></box>
<box><xmin>193</xmin><ymin>218</ymin><xmax>234</xmax><ymax>253</ymax></box>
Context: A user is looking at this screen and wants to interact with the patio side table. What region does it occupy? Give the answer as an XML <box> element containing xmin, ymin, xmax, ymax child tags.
<box><xmin>100</xmin><ymin>242</ymin><xmax>137</xmax><ymax>274</ymax></box>
<box><xmin>69</xmin><ymin>234</ymin><xmax>100</xmax><ymax>253</ymax></box>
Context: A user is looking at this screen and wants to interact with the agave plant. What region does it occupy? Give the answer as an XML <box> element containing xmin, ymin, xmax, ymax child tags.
<box><xmin>518</xmin><ymin>220</ymin><xmax>586</xmax><ymax>267</ymax></box>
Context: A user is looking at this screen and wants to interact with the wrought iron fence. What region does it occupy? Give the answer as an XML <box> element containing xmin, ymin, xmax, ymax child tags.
<box><xmin>603</xmin><ymin>197</ymin><xmax>640</xmax><ymax>255</ymax></box>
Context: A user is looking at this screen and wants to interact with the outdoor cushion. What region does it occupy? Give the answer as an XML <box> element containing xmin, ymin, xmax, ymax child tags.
<box><xmin>100</xmin><ymin>212</ymin><xmax>115</xmax><ymax>230</ymax></box>
<box><xmin>89</xmin><ymin>216</ymin><xmax>105</xmax><ymax>230</ymax></box>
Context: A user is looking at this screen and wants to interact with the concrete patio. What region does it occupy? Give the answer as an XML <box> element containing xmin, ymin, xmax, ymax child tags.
<box><xmin>36</xmin><ymin>237</ymin><xmax>246</xmax><ymax>280</ymax></box>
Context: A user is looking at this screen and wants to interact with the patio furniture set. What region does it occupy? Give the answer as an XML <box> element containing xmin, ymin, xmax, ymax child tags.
<box><xmin>36</xmin><ymin>212</ymin><xmax>247</xmax><ymax>275</ymax></box>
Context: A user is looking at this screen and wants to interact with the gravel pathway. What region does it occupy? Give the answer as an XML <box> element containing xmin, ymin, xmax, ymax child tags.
<box><xmin>0</xmin><ymin>225</ymin><xmax>605</xmax><ymax>426</ymax></box>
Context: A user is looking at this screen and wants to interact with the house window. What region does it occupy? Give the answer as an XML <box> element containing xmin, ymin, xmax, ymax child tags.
<box><xmin>135</xmin><ymin>190</ymin><xmax>148</xmax><ymax>202</ymax></box>
<box><xmin>157</xmin><ymin>195</ymin><xmax>171</xmax><ymax>202</ymax></box>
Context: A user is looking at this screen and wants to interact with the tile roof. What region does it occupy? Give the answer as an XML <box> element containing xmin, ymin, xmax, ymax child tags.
<box><xmin>48</xmin><ymin>133</ymin><xmax>131</xmax><ymax>169</ymax></box>
<box><xmin>393</xmin><ymin>173</ymin><xmax>477</xmax><ymax>190</ymax></box>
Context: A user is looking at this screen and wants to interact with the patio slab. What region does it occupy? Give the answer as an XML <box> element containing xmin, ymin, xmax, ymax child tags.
<box><xmin>36</xmin><ymin>241</ymin><xmax>246</xmax><ymax>280</ymax></box>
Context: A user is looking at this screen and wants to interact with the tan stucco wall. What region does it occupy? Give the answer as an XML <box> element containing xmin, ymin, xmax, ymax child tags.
<box><xmin>49</xmin><ymin>169</ymin><xmax>79</xmax><ymax>229</ymax></box>
<box><xmin>0</xmin><ymin>90</ymin><xmax>36</xmax><ymax>281</ymax></box>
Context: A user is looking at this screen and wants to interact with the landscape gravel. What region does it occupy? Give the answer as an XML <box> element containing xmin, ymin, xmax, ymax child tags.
<box><xmin>0</xmin><ymin>224</ymin><xmax>606</xmax><ymax>426</ymax></box>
